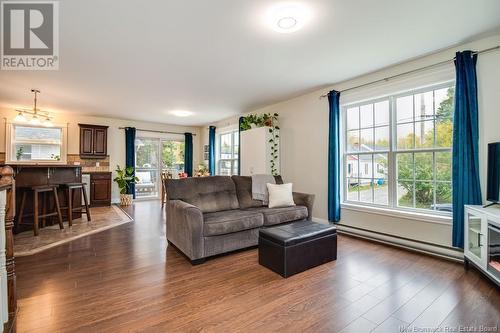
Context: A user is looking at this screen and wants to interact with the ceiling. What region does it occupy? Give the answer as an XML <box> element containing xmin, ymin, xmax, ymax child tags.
<box><xmin>1</xmin><ymin>0</ymin><xmax>500</xmax><ymax>126</ymax></box>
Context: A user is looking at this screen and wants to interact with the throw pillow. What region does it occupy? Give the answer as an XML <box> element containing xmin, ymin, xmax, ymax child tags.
<box><xmin>267</xmin><ymin>183</ymin><xmax>295</xmax><ymax>208</ymax></box>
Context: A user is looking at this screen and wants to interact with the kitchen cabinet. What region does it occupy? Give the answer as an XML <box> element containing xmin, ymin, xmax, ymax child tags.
<box><xmin>89</xmin><ymin>172</ymin><xmax>112</xmax><ymax>206</ymax></box>
<box><xmin>79</xmin><ymin>124</ymin><xmax>108</xmax><ymax>158</ymax></box>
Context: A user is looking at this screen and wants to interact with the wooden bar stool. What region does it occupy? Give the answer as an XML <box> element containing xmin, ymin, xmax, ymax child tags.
<box><xmin>61</xmin><ymin>183</ymin><xmax>91</xmax><ymax>226</ymax></box>
<box><xmin>17</xmin><ymin>185</ymin><xmax>64</xmax><ymax>236</ymax></box>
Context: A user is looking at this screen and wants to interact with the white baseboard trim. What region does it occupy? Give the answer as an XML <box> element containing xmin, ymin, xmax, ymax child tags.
<box><xmin>312</xmin><ymin>218</ymin><xmax>464</xmax><ymax>263</ymax></box>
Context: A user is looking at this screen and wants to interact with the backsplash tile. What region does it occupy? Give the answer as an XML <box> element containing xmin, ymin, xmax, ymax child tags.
<box><xmin>68</xmin><ymin>154</ymin><xmax>110</xmax><ymax>172</ymax></box>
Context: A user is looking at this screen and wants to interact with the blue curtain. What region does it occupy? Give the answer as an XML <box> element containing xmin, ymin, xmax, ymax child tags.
<box><xmin>328</xmin><ymin>90</ymin><xmax>341</xmax><ymax>222</ymax></box>
<box><xmin>238</xmin><ymin>117</ymin><xmax>243</xmax><ymax>175</ymax></box>
<box><xmin>184</xmin><ymin>132</ymin><xmax>193</xmax><ymax>177</ymax></box>
<box><xmin>124</xmin><ymin>127</ymin><xmax>136</xmax><ymax>198</ymax></box>
<box><xmin>208</xmin><ymin>126</ymin><xmax>216</xmax><ymax>175</ymax></box>
<box><xmin>452</xmin><ymin>51</ymin><xmax>482</xmax><ymax>248</ymax></box>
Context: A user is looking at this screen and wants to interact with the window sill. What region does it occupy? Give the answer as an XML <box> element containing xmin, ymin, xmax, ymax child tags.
<box><xmin>341</xmin><ymin>202</ymin><xmax>452</xmax><ymax>225</ymax></box>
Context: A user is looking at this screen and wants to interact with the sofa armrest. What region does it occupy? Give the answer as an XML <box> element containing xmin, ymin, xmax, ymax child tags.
<box><xmin>166</xmin><ymin>200</ymin><xmax>204</xmax><ymax>260</ymax></box>
<box><xmin>293</xmin><ymin>192</ymin><xmax>315</xmax><ymax>221</ymax></box>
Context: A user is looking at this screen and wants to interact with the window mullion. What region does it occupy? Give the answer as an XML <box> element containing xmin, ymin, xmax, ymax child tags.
<box><xmin>389</xmin><ymin>95</ymin><xmax>396</xmax><ymax>209</ymax></box>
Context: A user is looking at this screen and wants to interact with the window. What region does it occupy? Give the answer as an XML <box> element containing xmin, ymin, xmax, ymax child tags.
<box><xmin>7</xmin><ymin>124</ymin><xmax>66</xmax><ymax>163</ymax></box>
<box><xmin>217</xmin><ymin>130</ymin><xmax>239</xmax><ymax>176</ymax></box>
<box><xmin>343</xmin><ymin>83</ymin><xmax>454</xmax><ymax>214</ymax></box>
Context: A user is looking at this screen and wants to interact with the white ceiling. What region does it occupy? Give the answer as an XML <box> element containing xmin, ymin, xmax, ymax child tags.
<box><xmin>1</xmin><ymin>0</ymin><xmax>500</xmax><ymax>126</ymax></box>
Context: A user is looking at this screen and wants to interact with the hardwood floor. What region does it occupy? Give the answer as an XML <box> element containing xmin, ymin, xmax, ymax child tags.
<box><xmin>15</xmin><ymin>201</ymin><xmax>500</xmax><ymax>332</ymax></box>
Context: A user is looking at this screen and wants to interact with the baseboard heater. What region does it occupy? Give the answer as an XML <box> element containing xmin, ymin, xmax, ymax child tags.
<box><xmin>333</xmin><ymin>223</ymin><xmax>463</xmax><ymax>262</ymax></box>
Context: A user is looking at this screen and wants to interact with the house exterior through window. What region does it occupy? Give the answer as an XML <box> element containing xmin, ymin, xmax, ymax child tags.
<box><xmin>6</xmin><ymin>124</ymin><xmax>67</xmax><ymax>163</ymax></box>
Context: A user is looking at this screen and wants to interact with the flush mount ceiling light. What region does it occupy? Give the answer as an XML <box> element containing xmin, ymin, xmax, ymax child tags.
<box><xmin>14</xmin><ymin>89</ymin><xmax>53</xmax><ymax>126</ymax></box>
<box><xmin>169</xmin><ymin>110</ymin><xmax>194</xmax><ymax>117</ymax></box>
<box><xmin>266</xmin><ymin>2</ymin><xmax>311</xmax><ymax>33</ymax></box>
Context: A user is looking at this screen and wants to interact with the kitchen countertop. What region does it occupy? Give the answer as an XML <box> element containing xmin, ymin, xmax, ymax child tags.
<box><xmin>2</xmin><ymin>164</ymin><xmax>81</xmax><ymax>168</ymax></box>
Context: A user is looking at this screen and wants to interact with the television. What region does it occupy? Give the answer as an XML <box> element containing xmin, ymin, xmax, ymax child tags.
<box><xmin>486</xmin><ymin>142</ymin><xmax>500</xmax><ymax>207</ymax></box>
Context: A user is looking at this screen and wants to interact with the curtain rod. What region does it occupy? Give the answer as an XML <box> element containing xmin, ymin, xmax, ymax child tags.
<box><xmin>319</xmin><ymin>45</ymin><xmax>500</xmax><ymax>99</ymax></box>
<box><xmin>118</xmin><ymin>127</ymin><xmax>196</xmax><ymax>136</ymax></box>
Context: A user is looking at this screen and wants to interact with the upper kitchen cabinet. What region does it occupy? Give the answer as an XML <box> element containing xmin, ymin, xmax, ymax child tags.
<box><xmin>79</xmin><ymin>124</ymin><xmax>109</xmax><ymax>158</ymax></box>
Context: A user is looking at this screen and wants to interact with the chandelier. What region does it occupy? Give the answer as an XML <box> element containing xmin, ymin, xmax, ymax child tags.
<box><xmin>14</xmin><ymin>89</ymin><xmax>53</xmax><ymax>126</ymax></box>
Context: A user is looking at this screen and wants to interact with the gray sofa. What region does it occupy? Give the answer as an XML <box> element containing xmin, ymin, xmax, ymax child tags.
<box><xmin>165</xmin><ymin>175</ymin><xmax>315</xmax><ymax>264</ymax></box>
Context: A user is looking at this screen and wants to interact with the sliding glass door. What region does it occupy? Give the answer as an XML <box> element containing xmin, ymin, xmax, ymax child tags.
<box><xmin>135</xmin><ymin>136</ymin><xmax>185</xmax><ymax>200</ymax></box>
<box><xmin>135</xmin><ymin>138</ymin><xmax>160</xmax><ymax>199</ymax></box>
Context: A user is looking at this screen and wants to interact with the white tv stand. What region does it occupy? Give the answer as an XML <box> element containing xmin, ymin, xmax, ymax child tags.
<box><xmin>464</xmin><ymin>205</ymin><xmax>500</xmax><ymax>286</ymax></box>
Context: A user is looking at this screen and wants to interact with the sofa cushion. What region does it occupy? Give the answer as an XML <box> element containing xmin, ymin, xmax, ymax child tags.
<box><xmin>166</xmin><ymin>176</ymin><xmax>239</xmax><ymax>213</ymax></box>
<box><xmin>203</xmin><ymin>210</ymin><xmax>264</xmax><ymax>236</ymax></box>
<box><xmin>246</xmin><ymin>205</ymin><xmax>307</xmax><ymax>226</ymax></box>
<box><xmin>231</xmin><ymin>175</ymin><xmax>285</xmax><ymax>209</ymax></box>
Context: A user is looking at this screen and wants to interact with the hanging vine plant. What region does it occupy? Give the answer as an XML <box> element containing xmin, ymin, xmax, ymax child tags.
<box><xmin>240</xmin><ymin>112</ymin><xmax>280</xmax><ymax>175</ymax></box>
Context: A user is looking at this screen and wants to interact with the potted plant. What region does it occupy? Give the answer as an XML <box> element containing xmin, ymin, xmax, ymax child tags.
<box><xmin>113</xmin><ymin>165</ymin><xmax>139</xmax><ymax>206</ymax></box>
<box><xmin>194</xmin><ymin>163</ymin><xmax>210</xmax><ymax>177</ymax></box>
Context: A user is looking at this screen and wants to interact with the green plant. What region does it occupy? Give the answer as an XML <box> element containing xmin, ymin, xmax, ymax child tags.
<box><xmin>16</xmin><ymin>146</ymin><xmax>24</xmax><ymax>161</ymax></box>
<box><xmin>113</xmin><ymin>165</ymin><xmax>139</xmax><ymax>194</ymax></box>
<box><xmin>240</xmin><ymin>113</ymin><xmax>280</xmax><ymax>175</ymax></box>
<box><xmin>50</xmin><ymin>154</ymin><xmax>61</xmax><ymax>161</ymax></box>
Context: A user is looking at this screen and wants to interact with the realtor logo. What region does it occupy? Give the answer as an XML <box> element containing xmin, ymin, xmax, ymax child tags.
<box><xmin>1</xmin><ymin>1</ymin><xmax>59</xmax><ymax>70</ymax></box>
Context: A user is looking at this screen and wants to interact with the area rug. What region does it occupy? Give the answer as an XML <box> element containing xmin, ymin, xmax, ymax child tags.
<box><xmin>14</xmin><ymin>205</ymin><xmax>133</xmax><ymax>256</ymax></box>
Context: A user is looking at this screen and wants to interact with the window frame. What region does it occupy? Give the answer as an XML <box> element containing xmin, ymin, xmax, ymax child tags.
<box><xmin>216</xmin><ymin>129</ymin><xmax>239</xmax><ymax>176</ymax></box>
<box><xmin>5</xmin><ymin>123</ymin><xmax>68</xmax><ymax>164</ymax></box>
<box><xmin>341</xmin><ymin>81</ymin><xmax>454</xmax><ymax>217</ymax></box>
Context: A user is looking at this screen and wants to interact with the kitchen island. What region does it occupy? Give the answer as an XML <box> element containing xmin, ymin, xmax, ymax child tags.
<box><xmin>3</xmin><ymin>164</ymin><xmax>83</xmax><ymax>233</ymax></box>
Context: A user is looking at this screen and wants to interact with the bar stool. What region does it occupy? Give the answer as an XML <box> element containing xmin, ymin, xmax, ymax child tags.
<box><xmin>17</xmin><ymin>185</ymin><xmax>64</xmax><ymax>236</ymax></box>
<box><xmin>60</xmin><ymin>183</ymin><xmax>91</xmax><ymax>226</ymax></box>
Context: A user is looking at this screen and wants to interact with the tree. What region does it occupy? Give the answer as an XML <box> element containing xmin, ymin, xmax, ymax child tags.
<box><xmin>162</xmin><ymin>141</ymin><xmax>176</xmax><ymax>168</ymax></box>
<box><xmin>436</xmin><ymin>87</ymin><xmax>454</xmax><ymax>121</ymax></box>
<box><xmin>398</xmin><ymin>88</ymin><xmax>453</xmax><ymax>208</ymax></box>
<box><xmin>162</xmin><ymin>141</ymin><xmax>185</xmax><ymax>172</ymax></box>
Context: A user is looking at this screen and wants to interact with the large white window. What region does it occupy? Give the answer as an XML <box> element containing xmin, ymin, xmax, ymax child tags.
<box><xmin>217</xmin><ymin>130</ymin><xmax>239</xmax><ymax>176</ymax></box>
<box><xmin>343</xmin><ymin>83</ymin><xmax>454</xmax><ymax>214</ymax></box>
<box><xmin>6</xmin><ymin>124</ymin><xmax>67</xmax><ymax>163</ymax></box>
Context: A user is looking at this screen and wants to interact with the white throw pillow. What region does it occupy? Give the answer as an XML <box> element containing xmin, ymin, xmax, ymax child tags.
<box><xmin>267</xmin><ymin>183</ymin><xmax>295</xmax><ymax>208</ymax></box>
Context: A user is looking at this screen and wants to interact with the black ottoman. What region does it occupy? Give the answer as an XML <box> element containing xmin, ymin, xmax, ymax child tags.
<box><xmin>259</xmin><ymin>220</ymin><xmax>337</xmax><ymax>278</ymax></box>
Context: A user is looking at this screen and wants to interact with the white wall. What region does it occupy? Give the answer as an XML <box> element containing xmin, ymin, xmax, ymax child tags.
<box><xmin>0</xmin><ymin>108</ymin><xmax>200</xmax><ymax>202</ymax></box>
<box><xmin>200</xmin><ymin>34</ymin><xmax>500</xmax><ymax>247</ymax></box>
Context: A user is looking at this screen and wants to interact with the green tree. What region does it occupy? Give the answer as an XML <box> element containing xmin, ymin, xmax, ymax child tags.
<box><xmin>162</xmin><ymin>141</ymin><xmax>185</xmax><ymax>172</ymax></box>
<box><xmin>136</xmin><ymin>139</ymin><xmax>157</xmax><ymax>167</ymax></box>
<box><xmin>398</xmin><ymin>88</ymin><xmax>454</xmax><ymax>208</ymax></box>
<box><xmin>436</xmin><ymin>87</ymin><xmax>454</xmax><ymax>121</ymax></box>
<box><xmin>162</xmin><ymin>141</ymin><xmax>176</xmax><ymax>168</ymax></box>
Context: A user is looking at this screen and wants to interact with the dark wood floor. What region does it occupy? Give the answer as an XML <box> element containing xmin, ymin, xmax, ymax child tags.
<box><xmin>15</xmin><ymin>201</ymin><xmax>500</xmax><ymax>333</ymax></box>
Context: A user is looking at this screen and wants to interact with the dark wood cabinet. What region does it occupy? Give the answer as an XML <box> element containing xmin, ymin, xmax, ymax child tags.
<box><xmin>79</xmin><ymin>124</ymin><xmax>108</xmax><ymax>158</ymax></box>
<box><xmin>90</xmin><ymin>172</ymin><xmax>111</xmax><ymax>206</ymax></box>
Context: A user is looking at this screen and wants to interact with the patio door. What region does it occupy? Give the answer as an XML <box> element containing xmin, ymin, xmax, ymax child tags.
<box><xmin>135</xmin><ymin>137</ymin><xmax>160</xmax><ymax>199</ymax></box>
<box><xmin>135</xmin><ymin>135</ymin><xmax>185</xmax><ymax>200</ymax></box>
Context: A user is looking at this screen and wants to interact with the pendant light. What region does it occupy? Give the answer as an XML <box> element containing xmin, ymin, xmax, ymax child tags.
<box><xmin>15</xmin><ymin>89</ymin><xmax>53</xmax><ymax>126</ymax></box>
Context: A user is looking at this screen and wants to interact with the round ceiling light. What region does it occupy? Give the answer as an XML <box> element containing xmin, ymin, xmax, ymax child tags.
<box><xmin>266</xmin><ymin>3</ymin><xmax>311</xmax><ymax>33</ymax></box>
<box><xmin>277</xmin><ymin>17</ymin><xmax>297</xmax><ymax>30</ymax></box>
<box><xmin>169</xmin><ymin>110</ymin><xmax>193</xmax><ymax>117</ymax></box>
